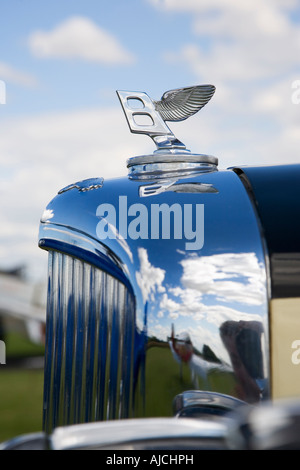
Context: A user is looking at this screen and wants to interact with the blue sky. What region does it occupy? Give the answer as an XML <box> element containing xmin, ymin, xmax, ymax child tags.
<box><xmin>0</xmin><ymin>0</ymin><xmax>300</xmax><ymax>281</ymax></box>
<box><xmin>0</xmin><ymin>0</ymin><xmax>197</xmax><ymax>115</ymax></box>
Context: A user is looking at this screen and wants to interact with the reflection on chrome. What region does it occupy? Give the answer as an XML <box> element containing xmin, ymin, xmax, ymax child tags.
<box><xmin>169</xmin><ymin>324</ymin><xmax>232</xmax><ymax>387</ymax></box>
<box><xmin>40</xmin><ymin>209</ymin><xmax>54</xmax><ymax>223</ymax></box>
<box><xmin>135</xmin><ymin>247</ymin><xmax>166</xmax><ymax>304</ymax></box>
<box><xmin>39</xmin><ymin>167</ymin><xmax>270</xmax><ymax>428</ymax></box>
<box><xmin>134</xmin><ymin>248</ymin><xmax>268</xmax><ymax>415</ymax></box>
<box><xmin>139</xmin><ymin>180</ymin><xmax>218</xmax><ymax>197</ymax></box>
<box><xmin>220</xmin><ymin>320</ymin><xmax>265</xmax><ymax>403</ymax></box>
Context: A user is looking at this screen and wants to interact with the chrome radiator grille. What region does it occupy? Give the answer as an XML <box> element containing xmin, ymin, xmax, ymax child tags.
<box><xmin>43</xmin><ymin>251</ymin><xmax>136</xmax><ymax>434</ymax></box>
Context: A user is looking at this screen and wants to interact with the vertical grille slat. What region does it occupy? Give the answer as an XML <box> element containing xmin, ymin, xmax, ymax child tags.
<box><xmin>108</xmin><ymin>279</ymin><xmax>121</xmax><ymax>420</ymax></box>
<box><xmin>85</xmin><ymin>266</ymin><xmax>97</xmax><ymax>422</ymax></box>
<box><xmin>116</xmin><ymin>282</ymin><xmax>125</xmax><ymax>419</ymax></box>
<box><xmin>96</xmin><ymin>270</ymin><xmax>109</xmax><ymax>422</ymax></box>
<box><xmin>103</xmin><ymin>272</ymin><xmax>112</xmax><ymax>421</ymax></box>
<box><xmin>120</xmin><ymin>289</ymin><xmax>135</xmax><ymax>418</ymax></box>
<box><xmin>43</xmin><ymin>251</ymin><xmax>135</xmax><ymax>433</ymax></box>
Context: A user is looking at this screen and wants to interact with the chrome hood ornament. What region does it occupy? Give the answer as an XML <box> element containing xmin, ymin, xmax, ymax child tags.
<box><xmin>117</xmin><ymin>85</ymin><xmax>218</xmax><ymax>177</ymax></box>
<box><xmin>117</xmin><ymin>85</ymin><xmax>215</xmax><ymax>152</ymax></box>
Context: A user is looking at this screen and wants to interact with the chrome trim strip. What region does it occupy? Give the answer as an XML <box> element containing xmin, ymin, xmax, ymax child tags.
<box><xmin>50</xmin><ymin>417</ymin><xmax>227</xmax><ymax>450</ymax></box>
<box><xmin>0</xmin><ymin>433</ymin><xmax>47</xmax><ymax>451</ymax></box>
<box><xmin>127</xmin><ymin>153</ymin><xmax>218</xmax><ymax>167</ymax></box>
<box><xmin>173</xmin><ymin>390</ymin><xmax>246</xmax><ymax>417</ymax></box>
<box><xmin>127</xmin><ymin>160</ymin><xmax>218</xmax><ymax>179</ymax></box>
<box><xmin>39</xmin><ymin>227</ymin><xmax>134</xmax><ymax>295</ymax></box>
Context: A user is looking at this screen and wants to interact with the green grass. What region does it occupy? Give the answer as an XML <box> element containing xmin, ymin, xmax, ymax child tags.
<box><xmin>5</xmin><ymin>331</ymin><xmax>45</xmax><ymax>358</ymax></box>
<box><xmin>144</xmin><ymin>346</ymin><xmax>196</xmax><ymax>417</ymax></box>
<box><xmin>0</xmin><ymin>369</ymin><xmax>44</xmax><ymax>442</ymax></box>
<box><xmin>134</xmin><ymin>345</ymin><xmax>237</xmax><ymax>418</ymax></box>
<box><xmin>0</xmin><ymin>333</ymin><xmax>237</xmax><ymax>443</ymax></box>
<box><xmin>0</xmin><ymin>331</ymin><xmax>45</xmax><ymax>443</ymax></box>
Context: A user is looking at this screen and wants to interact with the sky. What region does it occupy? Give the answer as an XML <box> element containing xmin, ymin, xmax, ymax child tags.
<box><xmin>0</xmin><ymin>0</ymin><xmax>300</xmax><ymax>282</ymax></box>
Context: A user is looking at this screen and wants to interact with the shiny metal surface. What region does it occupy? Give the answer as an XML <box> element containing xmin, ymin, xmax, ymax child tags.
<box><xmin>0</xmin><ymin>433</ymin><xmax>47</xmax><ymax>451</ymax></box>
<box><xmin>139</xmin><ymin>180</ymin><xmax>218</xmax><ymax>197</ymax></box>
<box><xmin>39</xmin><ymin>165</ymin><xmax>270</xmax><ymax>430</ymax></box>
<box><xmin>58</xmin><ymin>177</ymin><xmax>104</xmax><ymax>194</ymax></box>
<box><xmin>49</xmin><ymin>417</ymin><xmax>228</xmax><ymax>450</ymax></box>
<box><xmin>173</xmin><ymin>390</ymin><xmax>246</xmax><ymax>418</ymax></box>
<box><xmin>154</xmin><ymin>85</ymin><xmax>216</xmax><ymax>122</ymax></box>
<box><xmin>127</xmin><ymin>155</ymin><xmax>218</xmax><ymax>179</ymax></box>
<box><xmin>5</xmin><ymin>398</ymin><xmax>300</xmax><ymax>450</ymax></box>
<box><xmin>227</xmin><ymin>398</ymin><xmax>300</xmax><ymax>450</ymax></box>
<box><xmin>43</xmin><ymin>251</ymin><xmax>135</xmax><ymax>433</ymax></box>
<box><xmin>117</xmin><ymin>85</ymin><xmax>216</xmax><ymax>157</ymax></box>
<box><xmin>117</xmin><ymin>89</ymin><xmax>180</xmax><ymax>149</ymax></box>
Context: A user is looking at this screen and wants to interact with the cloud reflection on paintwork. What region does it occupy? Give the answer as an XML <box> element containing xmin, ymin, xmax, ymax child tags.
<box><xmin>135</xmin><ymin>247</ymin><xmax>166</xmax><ymax>303</ymax></box>
<box><xmin>135</xmin><ymin>250</ymin><xmax>266</xmax><ymax>367</ymax></box>
<box><xmin>180</xmin><ymin>252</ymin><xmax>266</xmax><ymax>306</ymax></box>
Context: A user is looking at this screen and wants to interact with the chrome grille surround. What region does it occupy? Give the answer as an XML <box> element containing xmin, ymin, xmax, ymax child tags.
<box><xmin>43</xmin><ymin>250</ymin><xmax>135</xmax><ymax>433</ymax></box>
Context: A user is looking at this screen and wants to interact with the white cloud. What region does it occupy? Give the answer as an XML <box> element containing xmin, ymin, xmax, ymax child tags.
<box><xmin>0</xmin><ymin>98</ymin><xmax>297</xmax><ymax>283</ymax></box>
<box><xmin>28</xmin><ymin>16</ymin><xmax>135</xmax><ymax>64</ymax></box>
<box><xmin>185</xmin><ymin>1</ymin><xmax>296</xmax><ymax>39</ymax></box>
<box><xmin>147</xmin><ymin>251</ymin><xmax>268</xmax><ymax>366</ymax></box>
<box><xmin>151</xmin><ymin>285</ymin><xmax>265</xmax><ymax>362</ymax></box>
<box><xmin>0</xmin><ymin>105</ymin><xmax>152</xmax><ymax>279</ymax></box>
<box><xmin>180</xmin><ymin>252</ymin><xmax>266</xmax><ymax>306</ymax></box>
<box><xmin>135</xmin><ymin>247</ymin><xmax>166</xmax><ymax>303</ymax></box>
<box><xmin>151</xmin><ymin>0</ymin><xmax>300</xmax><ymax>165</ymax></box>
<box><xmin>149</xmin><ymin>0</ymin><xmax>297</xmax><ymax>15</ymax></box>
<box><xmin>159</xmin><ymin>293</ymin><xmax>180</xmax><ymax>316</ymax></box>
<box><xmin>155</xmin><ymin>252</ymin><xmax>267</xmax><ymax>343</ymax></box>
<box><xmin>160</xmin><ymin>0</ymin><xmax>300</xmax><ymax>84</ymax></box>
<box><xmin>156</xmin><ymin>287</ymin><xmax>265</xmax><ymax>363</ymax></box>
<box><xmin>0</xmin><ymin>62</ymin><xmax>37</xmax><ymax>87</ymax></box>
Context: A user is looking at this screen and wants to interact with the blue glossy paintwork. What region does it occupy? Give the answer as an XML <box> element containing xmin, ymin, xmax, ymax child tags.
<box><xmin>40</xmin><ymin>166</ymin><xmax>270</xmax><ymax>426</ymax></box>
